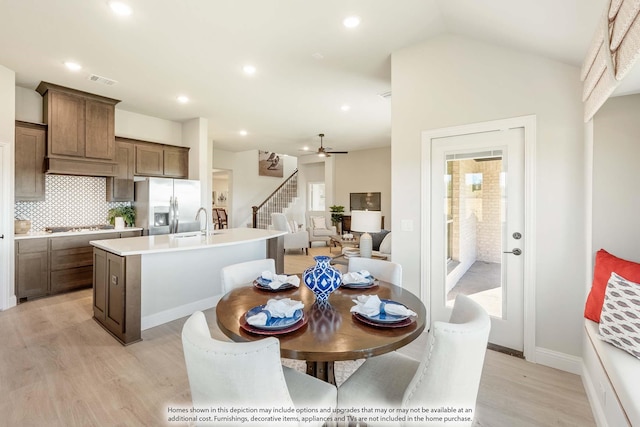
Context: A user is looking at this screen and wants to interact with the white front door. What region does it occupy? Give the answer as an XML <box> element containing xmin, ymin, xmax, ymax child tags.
<box><xmin>430</xmin><ymin>127</ymin><xmax>525</xmax><ymax>352</ymax></box>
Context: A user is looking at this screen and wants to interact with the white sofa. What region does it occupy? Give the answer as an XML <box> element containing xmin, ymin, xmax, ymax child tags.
<box><xmin>306</xmin><ymin>211</ymin><xmax>336</xmax><ymax>246</ymax></box>
<box><xmin>582</xmin><ymin>319</ymin><xmax>640</xmax><ymax>426</ymax></box>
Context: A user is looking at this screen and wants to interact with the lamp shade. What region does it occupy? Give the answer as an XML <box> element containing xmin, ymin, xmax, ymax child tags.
<box><xmin>350</xmin><ymin>210</ymin><xmax>381</xmax><ymax>233</ymax></box>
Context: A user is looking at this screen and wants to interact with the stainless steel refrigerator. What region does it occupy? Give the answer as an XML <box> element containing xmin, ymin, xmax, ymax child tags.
<box><xmin>134</xmin><ymin>177</ymin><xmax>202</xmax><ymax>235</ymax></box>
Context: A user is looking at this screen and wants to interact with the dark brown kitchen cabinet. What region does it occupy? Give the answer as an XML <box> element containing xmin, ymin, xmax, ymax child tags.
<box><xmin>134</xmin><ymin>143</ymin><xmax>164</xmax><ymax>176</ymax></box>
<box><xmin>15</xmin><ymin>121</ymin><xmax>46</xmax><ymax>201</ymax></box>
<box><xmin>45</xmin><ymin>90</ymin><xmax>85</xmax><ymax>157</ymax></box>
<box><xmin>36</xmin><ymin>81</ymin><xmax>120</xmax><ymax>176</ymax></box>
<box><xmin>15</xmin><ymin>231</ymin><xmax>141</xmax><ymax>303</ymax></box>
<box><xmin>15</xmin><ymin>239</ymin><xmax>49</xmax><ymax>300</ymax></box>
<box><xmin>163</xmin><ymin>146</ymin><xmax>189</xmax><ymax>178</ymax></box>
<box><xmin>119</xmin><ymin>230</ymin><xmax>142</xmax><ymax>238</ymax></box>
<box><xmin>93</xmin><ymin>248</ymin><xmax>141</xmax><ymax>345</ymax></box>
<box><xmin>133</xmin><ymin>140</ymin><xmax>189</xmax><ymax>178</ymax></box>
<box><xmin>106</xmin><ymin>138</ymin><xmax>135</xmax><ymax>201</ymax></box>
<box><xmin>49</xmin><ymin>233</ymin><xmax>120</xmax><ymax>294</ymax></box>
<box><xmin>93</xmin><ymin>248</ymin><xmax>107</xmax><ymax>319</ymax></box>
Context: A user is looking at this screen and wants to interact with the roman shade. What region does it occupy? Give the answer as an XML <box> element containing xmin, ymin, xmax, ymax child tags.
<box><xmin>582</xmin><ymin>0</ymin><xmax>640</xmax><ymax>122</ymax></box>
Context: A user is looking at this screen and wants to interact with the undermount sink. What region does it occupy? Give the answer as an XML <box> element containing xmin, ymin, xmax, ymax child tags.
<box><xmin>172</xmin><ymin>233</ymin><xmax>202</xmax><ymax>238</ymax></box>
<box><xmin>172</xmin><ymin>230</ymin><xmax>223</xmax><ymax>238</ymax></box>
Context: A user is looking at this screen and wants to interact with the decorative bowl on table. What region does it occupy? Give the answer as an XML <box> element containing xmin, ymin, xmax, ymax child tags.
<box><xmin>303</xmin><ymin>255</ymin><xmax>342</xmax><ymax>302</ymax></box>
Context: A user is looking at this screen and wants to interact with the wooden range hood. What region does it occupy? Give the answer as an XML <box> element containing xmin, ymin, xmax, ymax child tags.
<box><xmin>36</xmin><ymin>82</ymin><xmax>120</xmax><ymax>177</ymax></box>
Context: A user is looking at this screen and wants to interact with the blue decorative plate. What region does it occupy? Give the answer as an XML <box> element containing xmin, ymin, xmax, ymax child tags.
<box><xmin>244</xmin><ymin>305</ymin><xmax>303</xmax><ymax>330</ymax></box>
<box><xmin>341</xmin><ymin>275</ymin><xmax>377</xmax><ymax>289</ymax></box>
<box><xmin>253</xmin><ymin>277</ymin><xmax>296</xmax><ymax>291</ymax></box>
<box><xmin>360</xmin><ymin>299</ymin><xmax>410</xmax><ymax>324</ymax></box>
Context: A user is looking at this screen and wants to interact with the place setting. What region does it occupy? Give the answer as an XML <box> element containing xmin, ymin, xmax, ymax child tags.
<box><xmin>350</xmin><ymin>294</ymin><xmax>417</xmax><ymax>328</ymax></box>
<box><xmin>253</xmin><ymin>271</ymin><xmax>301</xmax><ymax>291</ymax></box>
<box><xmin>240</xmin><ymin>298</ymin><xmax>308</xmax><ymax>335</ymax></box>
<box><xmin>340</xmin><ymin>269</ymin><xmax>379</xmax><ymax>289</ymax></box>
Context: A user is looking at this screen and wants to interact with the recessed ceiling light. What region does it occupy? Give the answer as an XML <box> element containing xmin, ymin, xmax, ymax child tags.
<box><xmin>242</xmin><ymin>65</ymin><xmax>256</xmax><ymax>75</ymax></box>
<box><xmin>302</xmin><ymin>146</ymin><xmax>310</xmax><ymax>151</ymax></box>
<box><xmin>109</xmin><ymin>1</ymin><xmax>132</xmax><ymax>16</ymax></box>
<box><xmin>64</xmin><ymin>61</ymin><xmax>82</xmax><ymax>71</ymax></box>
<box><xmin>341</xmin><ymin>105</ymin><xmax>351</xmax><ymax>112</ymax></box>
<box><xmin>177</xmin><ymin>95</ymin><xmax>189</xmax><ymax>104</ymax></box>
<box><xmin>343</xmin><ymin>16</ymin><xmax>361</xmax><ymax>28</ymax></box>
<box><xmin>239</xmin><ymin>130</ymin><xmax>248</xmax><ymax>136</ymax></box>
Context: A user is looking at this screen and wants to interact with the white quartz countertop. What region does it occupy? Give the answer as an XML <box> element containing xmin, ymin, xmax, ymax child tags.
<box><xmin>90</xmin><ymin>228</ymin><xmax>286</xmax><ymax>256</ymax></box>
<box><xmin>15</xmin><ymin>227</ymin><xmax>144</xmax><ymax>240</ymax></box>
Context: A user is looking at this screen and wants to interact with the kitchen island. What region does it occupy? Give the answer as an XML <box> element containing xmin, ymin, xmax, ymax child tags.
<box><xmin>90</xmin><ymin>228</ymin><xmax>286</xmax><ymax>344</ymax></box>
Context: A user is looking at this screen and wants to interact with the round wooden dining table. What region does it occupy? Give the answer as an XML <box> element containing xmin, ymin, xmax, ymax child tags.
<box><xmin>216</xmin><ymin>280</ymin><xmax>427</xmax><ymax>385</ymax></box>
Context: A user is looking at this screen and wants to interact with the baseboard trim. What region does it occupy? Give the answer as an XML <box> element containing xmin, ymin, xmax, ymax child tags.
<box><xmin>141</xmin><ymin>294</ymin><xmax>222</xmax><ymax>330</ymax></box>
<box><xmin>581</xmin><ymin>361</ymin><xmax>608</xmax><ymax>427</ymax></box>
<box><xmin>488</xmin><ymin>343</ymin><xmax>524</xmax><ymax>359</ymax></box>
<box><xmin>534</xmin><ymin>346</ymin><xmax>583</xmax><ymax>375</ymax></box>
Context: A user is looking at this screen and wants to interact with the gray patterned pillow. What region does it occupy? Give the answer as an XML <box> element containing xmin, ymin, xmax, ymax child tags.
<box><xmin>599</xmin><ymin>272</ymin><xmax>640</xmax><ymax>359</ymax></box>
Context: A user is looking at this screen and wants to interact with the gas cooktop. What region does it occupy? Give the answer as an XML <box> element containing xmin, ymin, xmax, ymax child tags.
<box><xmin>45</xmin><ymin>225</ymin><xmax>115</xmax><ymax>233</ymax></box>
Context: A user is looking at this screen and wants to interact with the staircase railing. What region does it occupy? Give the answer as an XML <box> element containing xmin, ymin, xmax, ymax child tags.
<box><xmin>252</xmin><ymin>169</ymin><xmax>299</xmax><ymax>228</ymax></box>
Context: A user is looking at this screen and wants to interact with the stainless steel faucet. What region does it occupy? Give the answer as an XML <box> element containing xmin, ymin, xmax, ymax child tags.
<box><xmin>195</xmin><ymin>207</ymin><xmax>209</xmax><ymax>235</ymax></box>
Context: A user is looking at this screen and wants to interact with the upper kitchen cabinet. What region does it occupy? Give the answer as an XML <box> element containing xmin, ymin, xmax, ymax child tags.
<box><xmin>106</xmin><ymin>138</ymin><xmax>135</xmax><ymax>201</ymax></box>
<box><xmin>36</xmin><ymin>82</ymin><xmax>120</xmax><ymax>177</ymax></box>
<box><xmin>134</xmin><ymin>140</ymin><xmax>189</xmax><ymax>178</ymax></box>
<box><xmin>135</xmin><ymin>142</ymin><xmax>164</xmax><ymax>176</ymax></box>
<box><xmin>15</xmin><ymin>121</ymin><xmax>46</xmax><ymax>201</ymax></box>
<box><xmin>163</xmin><ymin>146</ymin><xmax>189</xmax><ymax>178</ymax></box>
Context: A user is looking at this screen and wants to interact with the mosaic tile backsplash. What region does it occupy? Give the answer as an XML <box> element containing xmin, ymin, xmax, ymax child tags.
<box><xmin>15</xmin><ymin>175</ymin><xmax>129</xmax><ymax>231</ymax></box>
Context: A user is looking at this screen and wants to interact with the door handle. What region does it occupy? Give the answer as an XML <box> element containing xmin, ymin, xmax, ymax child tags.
<box><xmin>0</xmin><ymin>234</ymin><xmax>4</xmax><ymax>239</ymax></box>
<box><xmin>503</xmin><ymin>248</ymin><xmax>522</xmax><ymax>256</ymax></box>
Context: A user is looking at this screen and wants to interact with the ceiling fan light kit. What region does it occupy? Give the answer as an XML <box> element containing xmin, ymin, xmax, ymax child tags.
<box><xmin>306</xmin><ymin>133</ymin><xmax>348</xmax><ymax>157</ymax></box>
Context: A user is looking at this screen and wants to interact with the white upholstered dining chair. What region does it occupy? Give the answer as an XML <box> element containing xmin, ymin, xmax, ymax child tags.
<box><xmin>348</xmin><ymin>257</ymin><xmax>402</xmax><ymax>286</ymax></box>
<box><xmin>220</xmin><ymin>258</ymin><xmax>276</xmax><ymax>294</ymax></box>
<box><xmin>337</xmin><ymin>295</ymin><xmax>491</xmax><ymax>426</ymax></box>
<box><xmin>182</xmin><ymin>311</ymin><xmax>337</xmax><ymax>427</ymax></box>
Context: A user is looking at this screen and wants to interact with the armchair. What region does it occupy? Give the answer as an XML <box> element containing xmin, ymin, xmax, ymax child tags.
<box><xmin>271</xmin><ymin>213</ymin><xmax>310</xmax><ymax>254</ymax></box>
<box><xmin>306</xmin><ymin>211</ymin><xmax>337</xmax><ymax>247</ymax></box>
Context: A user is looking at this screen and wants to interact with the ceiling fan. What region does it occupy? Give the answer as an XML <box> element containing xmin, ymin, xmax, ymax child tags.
<box><xmin>302</xmin><ymin>133</ymin><xmax>348</xmax><ymax>157</ymax></box>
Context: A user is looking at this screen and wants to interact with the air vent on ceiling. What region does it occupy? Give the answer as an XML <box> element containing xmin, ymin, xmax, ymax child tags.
<box><xmin>88</xmin><ymin>74</ymin><xmax>118</xmax><ymax>86</ymax></box>
<box><xmin>378</xmin><ymin>91</ymin><xmax>392</xmax><ymax>100</ymax></box>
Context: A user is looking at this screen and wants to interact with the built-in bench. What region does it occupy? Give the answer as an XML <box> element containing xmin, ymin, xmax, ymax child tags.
<box><xmin>583</xmin><ymin>319</ymin><xmax>640</xmax><ymax>426</ymax></box>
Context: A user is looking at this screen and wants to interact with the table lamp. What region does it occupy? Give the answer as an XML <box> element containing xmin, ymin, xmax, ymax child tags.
<box><xmin>350</xmin><ymin>210</ymin><xmax>381</xmax><ymax>258</ymax></box>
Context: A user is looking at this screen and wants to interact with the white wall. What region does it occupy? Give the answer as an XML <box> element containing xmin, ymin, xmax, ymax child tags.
<box><xmin>392</xmin><ymin>34</ymin><xmax>586</xmax><ymax>358</ymax></box>
<box><xmin>115</xmin><ymin>109</ymin><xmax>182</xmax><ymax>145</ymax></box>
<box><xmin>15</xmin><ymin>86</ymin><xmax>42</xmax><ymax>123</ymax></box>
<box><xmin>213</xmin><ymin>148</ymin><xmax>298</xmax><ymax>228</ymax></box>
<box><xmin>1</xmin><ymin>65</ymin><xmax>16</xmax><ymax>310</ymax></box>
<box><xmin>592</xmin><ymin>94</ymin><xmax>640</xmax><ymax>260</ymax></box>
<box><xmin>182</xmin><ymin>118</ymin><xmax>211</xmax><ymax>211</ymax></box>
<box><xmin>335</xmin><ymin>147</ymin><xmax>391</xmax><ymax>228</ymax></box>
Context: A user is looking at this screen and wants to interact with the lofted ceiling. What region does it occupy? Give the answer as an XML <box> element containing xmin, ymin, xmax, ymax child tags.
<box><xmin>0</xmin><ymin>0</ymin><xmax>608</xmax><ymax>156</ymax></box>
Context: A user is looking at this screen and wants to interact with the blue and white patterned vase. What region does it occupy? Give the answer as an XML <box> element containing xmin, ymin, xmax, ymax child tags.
<box><xmin>303</xmin><ymin>256</ymin><xmax>342</xmax><ymax>303</ymax></box>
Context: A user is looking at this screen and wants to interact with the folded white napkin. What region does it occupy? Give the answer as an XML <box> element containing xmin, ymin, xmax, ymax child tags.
<box><xmin>246</xmin><ymin>298</ymin><xmax>304</xmax><ymax>326</ymax></box>
<box><xmin>350</xmin><ymin>295</ymin><xmax>417</xmax><ymax>317</ymax></box>
<box><xmin>342</xmin><ymin>270</ymin><xmax>372</xmax><ymax>284</ymax></box>
<box><xmin>261</xmin><ymin>271</ymin><xmax>301</xmax><ymax>289</ymax></box>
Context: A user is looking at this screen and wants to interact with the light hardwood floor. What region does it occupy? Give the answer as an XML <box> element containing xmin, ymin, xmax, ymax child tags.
<box><xmin>0</xmin><ymin>250</ymin><xmax>595</xmax><ymax>426</ymax></box>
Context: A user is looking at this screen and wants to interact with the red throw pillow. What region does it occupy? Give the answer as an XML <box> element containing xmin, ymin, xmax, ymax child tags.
<box><xmin>584</xmin><ymin>249</ymin><xmax>640</xmax><ymax>322</ymax></box>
